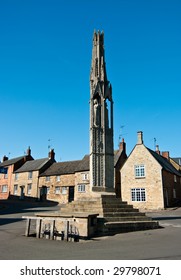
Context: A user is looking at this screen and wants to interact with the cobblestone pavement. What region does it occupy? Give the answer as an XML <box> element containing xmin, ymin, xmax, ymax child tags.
<box><xmin>0</xmin><ymin>200</ymin><xmax>181</xmax><ymax>260</ymax></box>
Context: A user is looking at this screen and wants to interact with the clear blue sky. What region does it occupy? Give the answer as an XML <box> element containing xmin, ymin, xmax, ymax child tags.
<box><xmin>0</xmin><ymin>0</ymin><xmax>180</xmax><ymax>161</ymax></box>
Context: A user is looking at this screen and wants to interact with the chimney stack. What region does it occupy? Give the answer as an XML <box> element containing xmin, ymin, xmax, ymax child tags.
<box><xmin>155</xmin><ymin>145</ymin><xmax>160</xmax><ymax>155</ymax></box>
<box><xmin>162</xmin><ymin>151</ymin><xmax>169</xmax><ymax>159</ymax></box>
<box><xmin>26</xmin><ymin>146</ymin><xmax>31</xmax><ymax>156</ymax></box>
<box><xmin>2</xmin><ymin>155</ymin><xmax>8</xmax><ymax>162</ymax></box>
<box><xmin>48</xmin><ymin>149</ymin><xmax>55</xmax><ymax>160</ymax></box>
<box><xmin>119</xmin><ymin>138</ymin><xmax>126</xmax><ymax>153</ymax></box>
<box><xmin>137</xmin><ymin>131</ymin><xmax>143</xmax><ymax>145</ymax></box>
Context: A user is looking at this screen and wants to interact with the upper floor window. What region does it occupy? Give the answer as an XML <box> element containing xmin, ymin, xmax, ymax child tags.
<box><xmin>174</xmin><ymin>175</ymin><xmax>177</xmax><ymax>182</ymax></box>
<box><xmin>4</xmin><ymin>172</ymin><xmax>8</xmax><ymax>179</ymax></box>
<box><xmin>131</xmin><ymin>188</ymin><xmax>146</xmax><ymax>202</ymax></box>
<box><xmin>46</xmin><ymin>176</ymin><xmax>50</xmax><ymax>182</ymax></box>
<box><xmin>135</xmin><ymin>165</ymin><xmax>145</xmax><ymax>178</ymax></box>
<box><xmin>82</xmin><ymin>173</ymin><xmax>89</xmax><ymax>181</ymax></box>
<box><xmin>56</xmin><ymin>175</ymin><xmax>60</xmax><ymax>182</ymax></box>
<box><xmin>28</xmin><ymin>171</ymin><xmax>33</xmax><ymax>180</ymax></box>
<box><xmin>15</xmin><ymin>173</ymin><xmax>19</xmax><ymax>181</ymax></box>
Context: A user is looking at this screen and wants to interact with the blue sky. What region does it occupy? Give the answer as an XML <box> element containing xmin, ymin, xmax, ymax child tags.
<box><xmin>0</xmin><ymin>0</ymin><xmax>180</xmax><ymax>161</ymax></box>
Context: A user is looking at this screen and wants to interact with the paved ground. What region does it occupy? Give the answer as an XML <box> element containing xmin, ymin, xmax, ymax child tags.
<box><xmin>0</xmin><ymin>199</ymin><xmax>181</xmax><ymax>260</ymax></box>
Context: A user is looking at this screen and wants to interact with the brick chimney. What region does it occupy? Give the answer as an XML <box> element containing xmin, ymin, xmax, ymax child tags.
<box><xmin>162</xmin><ymin>151</ymin><xmax>170</xmax><ymax>159</ymax></box>
<box><xmin>26</xmin><ymin>146</ymin><xmax>31</xmax><ymax>156</ymax></box>
<box><xmin>119</xmin><ymin>138</ymin><xmax>126</xmax><ymax>153</ymax></box>
<box><xmin>155</xmin><ymin>145</ymin><xmax>160</xmax><ymax>155</ymax></box>
<box><xmin>137</xmin><ymin>131</ymin><xmax>143</xmax><ymax>145</ymax></box>
<box><xmin>48</xmin><ymin>149</ymin><xmax>55</xmax><ymax>160</ymax></box>
<box><xmin>2</xmin><ymin>155</ymin><xmax>8</xmax><ymax>162</ymax></box>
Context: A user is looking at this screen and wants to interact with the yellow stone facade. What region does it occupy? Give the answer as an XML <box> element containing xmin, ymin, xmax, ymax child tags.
<box><xmin>121</xmin><ymin>144</ymin><xmax>165</xmax><ymax>210</ymax></box>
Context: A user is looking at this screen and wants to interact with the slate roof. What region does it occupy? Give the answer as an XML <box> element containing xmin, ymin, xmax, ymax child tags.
<box><xmin>147</xmin><ymin>148</ymin><xmax>181</xmax><ymax>176</ymax></box>
<box><xmin>172</xmin><ymin>158</ymin><xmax>181</xmax><ymax>165</ymax></box>
<box><xmin>0</xmin><ymin>156</ymin><xmax>27</xmax><ymax>167</ymax></box>
<box><xmin>15</xmin><ymin>158</ymin><xmax>51</xmax><ymax>173</ymax></box>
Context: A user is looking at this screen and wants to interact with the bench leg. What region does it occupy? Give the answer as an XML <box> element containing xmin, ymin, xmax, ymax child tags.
<box><xmin>25</xmin><ymin>219</ymin><xmax>31</xmax><ymax>237</ymax></box>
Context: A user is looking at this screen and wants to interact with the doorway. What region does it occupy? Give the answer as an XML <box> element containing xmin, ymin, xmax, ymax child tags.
<box><xmin>68</xmin><ymin>186</ymin><xmax>74</xmax><ymax>202</ymax></box>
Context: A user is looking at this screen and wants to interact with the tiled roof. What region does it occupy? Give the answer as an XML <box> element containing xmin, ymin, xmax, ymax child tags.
<box><xmin>15</xmin><ymin>158</ymin><xmax>50</xmax><ymax>172</ymax></box>
<box><xmin>40</xmin><ymin>160</ymin><xmax>83</xmax><ymax>176</ymax></box>
<box><xmin>147</xmin><ymin>148</ymin><xmax>181</xmax><ymax>176</ymax></box>
<box><xmin>0</xmin><ymin>156</ymin><xmax>26</xmax><ymax>167</ymax></box>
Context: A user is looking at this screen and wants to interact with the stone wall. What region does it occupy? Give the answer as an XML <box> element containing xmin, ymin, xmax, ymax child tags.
<box><xmin>121</xmin><ymin>144</ymin><xmax>164</xmax><ymax>210</ymax></box>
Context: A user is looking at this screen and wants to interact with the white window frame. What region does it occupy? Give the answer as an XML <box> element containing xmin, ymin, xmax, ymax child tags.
<box><xmin>15</xmin><ymin>173</ymin><xmax>19</xmax><ymax>181</ymax></box>
<box><xmin>28</xmin><ymin>171</ymin><xmax>33</xmax><ymax>180</ymax></box>
<box><xmin>131</xmin><ymin>188</ymin><xmax>146</xmax><ymax>202</ymax></box>
<box><xmin>78</xmin><ymin>184</ymin><xmax>86</xmax><ymax>193</ymax></box>
<box><xmin>55</xmin><ymin>186</ymin><xmax>61</xmax><ymax>194</ymax></box>
<box><xmin>82</xmin><ymin>173</ymin><xmax>89</xmax><ymax>181</ymax></box>
<box><xmin>14</xmin><ymin>184</ymin><xmax>18</xmax><ymax>195</ymax></box>
<box><xmin>62</xmin><ymin>187</ymin><xmax>67</xmax><ymax>195</ymax></box>
<box><xmin>2</xmin><ymin>185</ymin><xmax>8</xmax><ymax>193</ymax></box>
<box><xmin>56</xmin><ymin>175</ymin><xmax>61</xmax><ymax>182</ymax></box>
<box><xmin>135</xmin><ymin>165</ymin><xmax>145</xmax><ymax>178</ymax></box>
<box><xmin>27</xmin><ymin>183</ymin><xmax>32</xmax><ymax>195</ymax></box>
<box><xmin>46</xmin><ymin>176</ymin><xmax>50</xmax><ymax>182</ymax></box>
<box><xmin>174</xmin><ymin>175</ymin><xmax>177</xmax><ymax>182</ymax></box>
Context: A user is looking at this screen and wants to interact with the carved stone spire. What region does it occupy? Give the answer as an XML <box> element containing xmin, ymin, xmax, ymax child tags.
<box><xmin>90</xmin><ymin>30</ymin><xmax>114</xmax><ymax>192</ymax></box>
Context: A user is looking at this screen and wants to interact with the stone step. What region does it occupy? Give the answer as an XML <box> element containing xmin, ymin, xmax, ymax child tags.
<box><xmin>103</xmin><ymin>211</ymin><xmax>146</xmax><ymax>217</ymax></box>
<box><xmin>103</xmin><ymin>216</ymin><xmax>152</xmax><ymax>222</ymax></box>
<box><xmin>103</xmin><ymin>220</ymin><xmax>159</xmax><ymax>234</ymax></box>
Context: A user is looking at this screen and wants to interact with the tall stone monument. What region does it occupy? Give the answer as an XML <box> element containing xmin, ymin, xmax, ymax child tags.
<box><xmin>90</xmin><ymin>30</ymin><xmax>114</xmax><ymax>192</ymax></box>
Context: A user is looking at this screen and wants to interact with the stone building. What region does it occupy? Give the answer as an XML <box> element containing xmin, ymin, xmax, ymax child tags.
<box><xmin>38</xmin><ymin>144</ymin><xmax>126</xmax><ymax>204</ymax></box>
<box><xmin>11</xmin><ymin>149</ymin><xmax>55</xmax><ymax>200</ymax></box>
<box><xmin>121</xmin><ymin>131</ymin><xmax>181</xmax><ymax>210</ymax></box>
<box><xmin>0</xmin><ymin>147</ymin><xmax>33</xmax><ymax>199</ymax></box>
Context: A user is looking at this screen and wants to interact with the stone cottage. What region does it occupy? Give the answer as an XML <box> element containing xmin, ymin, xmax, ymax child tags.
<box><xmin>121</xmin><ymin>131</ymin><xmax>181</xmax><ymax>210</ymax></box>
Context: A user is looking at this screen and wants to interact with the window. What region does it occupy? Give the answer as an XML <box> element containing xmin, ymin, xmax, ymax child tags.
<box><xmin>28</xmin><ymin>172</ymin><xmax>33</xmax><ymax>180</ymax></box>
<box><xmin>15</xmin><ymin>173</ymin><xmax>19</xmax><ymax>181</ymax></box>
<box><xmin>4</xmin><ymin>172</ymin><xmax>8</xmax><ymax>179</ymax></box>
<box><xmin>46</xmin><ymin>176</ymin><xmax>50</xmax><ymax>182</ymax></box>
<box><xmin>62</xmin><ymin>187</ymin><xmax>67</xmax><ymax>194</ymax></box>
<box><xmin>14</xmin><ymin>185</ymin><xmax>18</xmax><ymax>195</ymax></box>
<box><xmin>174</xmin><ymin>175</ymin><xmax>177</xmax><ymax>182</ymax></box>
<box><xmin>135</xmin><ymin>165</ymin><xmax>145</xmax><ymax>178</ymax></box>
<box><xmin>173</xmin><ymin>189</ymin><xmax>177</xmax><ymax>199</ymax></box>
<box><xmin>2</xmin><ymin>185</ymin><xmax>8</xmax><ymax>193</ymax></box>
<box><xmin>55</xmin><ymin>186</ymin><xmax>61</xmax><ymax>194</ymax></box>
<box><xmin>47</xmin><ymin>187</ymin><xmax>50</xmax><ymax>195</ymax></box>
<box><xmin>56</xmin><ymin>175</ymin><xmax>60</xmax><ymax>182</ymax></box>
<box><xmin>78</xmin><ymin>184</ymin><xmax>86</xmax><ymax>192</ymax></box>
<box><xmin>27</xmin><ymin>184</ymin><xmax>32</xmax><ymax>195</ymax></box>
<box><xmin>82</xmin><ymin>173</ymin><xmax>89</xmax><ymax>180</ymax></box>
<box><xmin>131</xmin><ymin>188</ymin><xmax>146</xmax><ymax>202</ymax></box>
